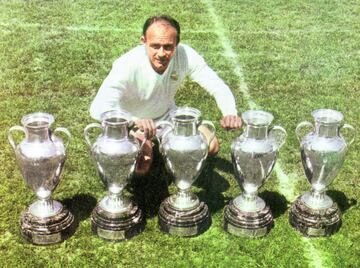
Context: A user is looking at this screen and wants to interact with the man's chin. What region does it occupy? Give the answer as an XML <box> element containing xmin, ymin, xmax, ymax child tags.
<box><xmin>153</xmin><ymin>64</ymin><xmax>168</xmax><ymax>74</ymax></box>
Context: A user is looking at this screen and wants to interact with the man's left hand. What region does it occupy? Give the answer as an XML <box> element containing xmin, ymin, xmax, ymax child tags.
<box><xmin>220</xmin><ymin>115</ymin><xmax>242</xmax><ymax>130</ymax></box>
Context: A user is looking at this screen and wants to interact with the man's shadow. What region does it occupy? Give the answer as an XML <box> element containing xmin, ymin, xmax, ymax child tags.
<box><xmin>128</xmin><ymin>142</ymin><xmax>170</xmax><ymax>218</ymax></box>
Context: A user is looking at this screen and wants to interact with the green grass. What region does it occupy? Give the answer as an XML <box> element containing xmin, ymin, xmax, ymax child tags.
<box><xmin>1</xmin><ymin>0</ymin><xmax>359</xmax><ymax>267</ymax></box>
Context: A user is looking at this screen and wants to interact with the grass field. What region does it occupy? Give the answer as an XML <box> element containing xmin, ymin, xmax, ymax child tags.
<box><xmin>1</xmin><ymin>0</ymin><xmax>359</xmax><ymax>267</ymax></box>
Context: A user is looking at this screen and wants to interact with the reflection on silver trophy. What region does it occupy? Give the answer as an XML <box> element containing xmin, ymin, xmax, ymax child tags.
<box><xmin>290</xmin><ymin>109</ymin><xmax>355</xmax><ymax>236</ymax></box>
<box><xmin>84</xmin><ymin>110</ymin><xmax>145</xmax><ymax>241</ymax></box>
<box><xmin>8</xmin><ymin>112</ymin><xmax>74</xmax><ymax>245</ymax></box>
<box><xmin>157</xmin><ymin>107</ymin><xmax>215</xmax><ymax>236</ymax></box>
<box><xmin>224</xmin><ymin>110</ymin><xmax>286</xmax><ymax>237</ymax></box>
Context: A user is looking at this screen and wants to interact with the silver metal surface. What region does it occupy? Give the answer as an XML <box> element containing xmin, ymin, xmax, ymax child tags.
<box><xmin>231</xmin><ymin>110</ymin><xmax>286</xmax><ymax>212</ymax></box>
<box><xmin>157</xmin><ymin>107</ymin><xmax>215</xmax><ymax>211</ymax></box>
<box><xmin>84</xmin><ymin>110</ymin><xmax>140</xmax><ymax>213</ymax></box>
<box><xmin>8</xmin><ymin>112</ymin><xmax>71</xmax><ymax>218</ymax></box>
<box><xmin>296</xmin><ymin>109</ymin><xmax>355</xmax><ymax>209</ymax></box>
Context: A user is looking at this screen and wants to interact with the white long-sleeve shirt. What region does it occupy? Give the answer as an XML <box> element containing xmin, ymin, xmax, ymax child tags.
<box><xmin>90</xmin><ymin>43</ymin><xmax>238</xmax><ymax>121</ymax></box>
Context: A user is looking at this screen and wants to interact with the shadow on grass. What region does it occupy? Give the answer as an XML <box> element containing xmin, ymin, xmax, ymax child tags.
<box><xmin>128</xmin><ymin>142</ymin><xmax>170</xmax><ymax>218</ymax></box>
<box><xmin>327</xmin><ymin>190</ymin><xmax>357</xmax><ymax>213</ymax></box>
<box><xmin>196</xmin><ymin>157</ymin><xmax>231</xmax><ymax>214</ymax></box>
<box><xmin>259</xmin><ymin>190</ymin><xmax>288</xmax><ymax>219</ymax></box>
<box><xmin>62</xmin><ymin>193</ymin><xmax>97</xmax><ymax>228</ymax></box>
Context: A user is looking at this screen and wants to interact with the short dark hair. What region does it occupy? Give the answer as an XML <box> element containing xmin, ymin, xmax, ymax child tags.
<box><xmin>142</xmin><ymin>15</ymin><xmax>180</xmax><ymax>44</ymax></box>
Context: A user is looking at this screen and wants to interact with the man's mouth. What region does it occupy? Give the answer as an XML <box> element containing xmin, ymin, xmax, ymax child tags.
<box><xmin>157</xmin><ymin>59</ymin><xmax>167</xmax><ymax>65</ymax></box>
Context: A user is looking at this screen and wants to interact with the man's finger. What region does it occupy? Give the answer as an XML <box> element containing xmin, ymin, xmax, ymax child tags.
<box><xmin>149</xmin><ymin>120</ymin><xmax>156</xmax><ymax>138</ymax></box>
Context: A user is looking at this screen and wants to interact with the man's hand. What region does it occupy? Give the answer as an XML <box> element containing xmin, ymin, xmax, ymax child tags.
<box><xmin>135</xmin><ymin>119</ymin><xmax>156</xmax><ymax>139</ymax></box>
<box><xmin>220</xmin><ymin>115</ymin><xmax>242</xmax><ymax>130</ymax></box>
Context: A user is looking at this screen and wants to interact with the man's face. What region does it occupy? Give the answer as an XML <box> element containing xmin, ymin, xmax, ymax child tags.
<box><xmin>141</xmin><ymin>21</ymin><xmax>177</xmax><ymax>74</ymax></box>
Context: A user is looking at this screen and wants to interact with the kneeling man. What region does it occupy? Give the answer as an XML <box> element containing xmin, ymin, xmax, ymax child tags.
<box><xmin>90</xmin><ymin>15</ymin><xmax>242</xmax><ymax>174</ymax></box>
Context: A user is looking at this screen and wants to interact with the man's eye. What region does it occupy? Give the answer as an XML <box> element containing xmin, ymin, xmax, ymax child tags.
<box><xmin>164</xmin><ymin>45</ymin><xmax>174</xmax><ymax>51</ymax></box>
<box><xmin>151</xmin><ymin>45</ymin><xmax>160</xmax><ymax>49</ymax></box>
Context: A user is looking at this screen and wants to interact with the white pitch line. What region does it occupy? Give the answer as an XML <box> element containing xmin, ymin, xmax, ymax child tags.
<box><xmin>202</xmin><ymin>0</ymin><xmax>297</xmax><ymax>201</ymax></box>
<box><xmin>302</xmin><ymin>238</ymin><xmax>329</xmax><ymax>268</ymax></box>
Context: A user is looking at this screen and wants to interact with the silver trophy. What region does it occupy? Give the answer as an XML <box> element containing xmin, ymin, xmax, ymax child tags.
<box><xmin>8</xmin><ymin>112</ymin><xmax>74</xmax><ymax>245</ymax></box>
<box><xmin>290</xmin><ymin>109</ymin><xmax>355</xmax><ymax>236</ymax></box>
<box><xmin>84</xmin><ymin>110</ymin><xmax>145</xmax><ymax>241</ymax></box>
<box><xmin>157</xmin><ymin>107</ymin><xmax>215</xmax><ymax>236</ymax></box>
<box><xmin>224</xmin><ymin>110</ymin><xmax>286</xmax><ymax>237</ymax></box>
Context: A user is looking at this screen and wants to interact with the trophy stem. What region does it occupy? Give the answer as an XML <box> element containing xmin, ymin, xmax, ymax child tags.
<box><xmin>99</xmin><ymin>190</ymin><xmax>131</xmax><ymax>214</ymax></box>
<box><xmin>301</xmin><ymin>189</ymin><xmax>333</xmax><ymax>210</ymax></box>
<box><xmin>243</xmin><ymin>191</ymin><xmax>256</xmax><ymax>203</ymax></box>
<box><xmin>234</xmin><ymin>190</ymin><xmax>265</xmax><ymax>213</ymax></box>
<box><xmin>169</xmin><ymin>188</ymin><xmax>199</xmax><ymax>211</ymax></box>
<box><xmin>29</xmin><ymin>197</ymin><xmax>62</xmax><ymax>218</ymax></box>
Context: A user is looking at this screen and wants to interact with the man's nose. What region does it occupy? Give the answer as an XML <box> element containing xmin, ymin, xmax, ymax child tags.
<box><xmin>158</xmin><ymin>47</ymin><xmax>165</xmax><ymax>57</ymax></box>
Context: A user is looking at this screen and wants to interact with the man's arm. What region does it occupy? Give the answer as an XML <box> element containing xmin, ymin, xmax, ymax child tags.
<box><xmin>184</xmin><ymin>45</ymin><xmax>242</xmax><ymax>129</ymax></box>
<box><xmin>90</xmin><ymin>61</ymin><xmax>128</xmax><ymax>121</ymax></box>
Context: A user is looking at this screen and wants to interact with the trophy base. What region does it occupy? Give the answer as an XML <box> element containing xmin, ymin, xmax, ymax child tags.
<box><xmin>158</xmin><ymin>197</ymin><xmax>211</xmax><ymax>237</ymax></box>
<box><xmin>289</xmin><ymin>196</ymin><xmax>341</xmax><ymax>237</ymax></box>
<box><xmin>20</xmin><ymin>205</ymin><xmax>75</xmax><ymax>245</ymax></box>
<box><xmin>224</xmin><ymin>199</ymin><xmax>273</xmax><ymax>238</ymax></box>
<box><xmin>91</xmin><ymin>202</ymin><xmax>145</xmax><ymax>241</ymax></box>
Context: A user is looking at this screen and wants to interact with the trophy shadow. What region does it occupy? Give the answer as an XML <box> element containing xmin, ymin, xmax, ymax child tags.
<box><xmin>327</xmin><ymin>190</ymin><xmax>357</xmax><ymax>213</ymax></box>
<box><xmin>259</xmin><ymin>190</ymin><xmax>288</xmax><ymax>219</ymax></box>
<box><xmin>128</xmin><ymin>142</ymin><xmax>170</xmax><ymax>218</ymax></box>
<box><xmin>62</xmin><ymin>193</ymin><xmax>97</xmax><ymax>228</ymax></box>
<box><xmin>195</xmin><ymin>157</ymin><xmax>232</xmax><ymax>214</ymax></box>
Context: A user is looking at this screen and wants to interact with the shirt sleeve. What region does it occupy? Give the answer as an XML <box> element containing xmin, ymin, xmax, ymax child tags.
<box><xmin>89</xmin><ymin>59</ymin><xmax>129</xmax><ymax>121</ymax></box>
<box><xmin>184</xmin><ymin>45</ymin><xmax>238</xmax><ymax>116</ymax></box>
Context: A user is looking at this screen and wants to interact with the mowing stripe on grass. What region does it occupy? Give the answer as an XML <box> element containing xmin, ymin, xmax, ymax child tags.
<box><xmin>202</xmin><ymin>1</ymin><xmax>327</xmax><ymax>267</ymax></box>
<box><xmin>0</xmin><ymin>21</ymin><xmax>356</xmax><ymax>35</ymax></box>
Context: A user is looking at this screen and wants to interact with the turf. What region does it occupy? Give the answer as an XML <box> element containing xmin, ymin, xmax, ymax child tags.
<box><xmin>0</xmin><ymin>0</ymin><xmax>359</xmax><ymax>267</ymax></box>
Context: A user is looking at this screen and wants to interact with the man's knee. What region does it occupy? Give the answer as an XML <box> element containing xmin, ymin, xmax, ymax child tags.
<box><xmin>198</xmin><ymin>125</ymin><xmax>219</xmax><ymax>156</ymax></box>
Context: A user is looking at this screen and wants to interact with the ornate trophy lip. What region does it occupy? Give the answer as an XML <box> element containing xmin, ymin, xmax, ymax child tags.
<box><xmin>242</xmin><ymin>110</ymin><xmax>274</xmax><ymax>127</ymax></box>
<box><xmin>21</xmin><ymin>112</ymin><xmax>54</xmax><ymax>129</ymax></box>
<box><xmin>170</xmin><ymin>107</ymin><xmax>201</xmax><ymax>122</ymax></box>
<box><xmin>311</xmin><ymin>109</ymin><xmax>343</xmax><ymax>124</ymax></box>
<box><xmin>100</xmin><ymin>110</ymin><xmax>132</xmax><ymax>126</ymax></box>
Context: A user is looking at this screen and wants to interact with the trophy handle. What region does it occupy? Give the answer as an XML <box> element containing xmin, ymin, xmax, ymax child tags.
<box><xmin>268</xmin><ymin>125</ymin><xmax>287</xmax><ymax>150</ymax></box>
<box><xmin>340</xmin><ymin>123</ymin><xmax>356</xmax><ymax>146</ymax></box>
<box><xmin>53</xmin><ymin>127</ymin><xmax>72</xmax><ymax>149</ymax></box>
<box><xmin>156</xmin><ymin>120</ymin><xmax>174</xmax><ymax>138</ymax></box>
<box><xmin>156</xmin><ymin>120</ymin><xmax>174</xmax><ymax>129</ymax></box>
<box><xmin>84</xmin><ymin>123</ymin><xmax>102</xmax><ymax>147</ymax></box>
<box><xmin>8</xmin><ymin>125</ymin><xmax>27</xmax><ymax>150</ymax></box>
<box><xmin>295</xmin><ymin>121</ymin><xmax>313</xmax><ymax>142</ymax></box>
<box><xmin>198</xmin><ymin>120</ymin><xmax>216</xmax><ymax>145</ymax></box>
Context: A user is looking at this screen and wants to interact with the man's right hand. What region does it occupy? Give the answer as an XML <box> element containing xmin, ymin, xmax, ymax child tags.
<box><xmin>135</xmin><ymin>119</ymin><xmax>156</xmax><ymax>139</ymax></box>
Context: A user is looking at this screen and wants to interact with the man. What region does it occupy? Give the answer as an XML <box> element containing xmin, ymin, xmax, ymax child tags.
<box><xmin>90</xmin><ymin>15</ymin><xmax>242</xmax><ymax>174</ymax></box>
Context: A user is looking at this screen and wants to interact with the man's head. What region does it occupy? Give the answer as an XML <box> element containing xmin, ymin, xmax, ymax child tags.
<box><xmin>141</xmin><ymin>15</ymin><xmax>180</xmax><ymax>74</ymax></box>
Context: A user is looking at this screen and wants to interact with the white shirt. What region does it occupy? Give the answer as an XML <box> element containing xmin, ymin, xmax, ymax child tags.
<box><xmin>90</xmin><ymin>44</ymin><xmax>238</xmax><ymax>121</ymax></box>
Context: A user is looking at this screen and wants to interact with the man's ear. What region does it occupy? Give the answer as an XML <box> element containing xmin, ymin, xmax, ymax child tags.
<box><xmin>140</xmin><ymin>36</ymin><xmax>146</xmax><ymax>44</ymax></box>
